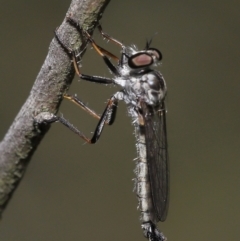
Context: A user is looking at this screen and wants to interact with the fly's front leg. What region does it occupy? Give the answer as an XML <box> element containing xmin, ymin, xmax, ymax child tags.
<box><xmin>66</xmin><ymin>16</ymin><xmax>121</xmax><ymax>77</ymax></box>
<box><xmin>97</xmin><ymin>25</ymin><xmax>124</xmax><ymax>49</ymax></box>
<box><xmin>97</xmin><ymin>24</ymin><xmax>128</xmax><ymax>67</ymax></box>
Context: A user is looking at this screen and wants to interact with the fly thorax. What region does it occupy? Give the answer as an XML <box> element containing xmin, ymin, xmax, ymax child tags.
<box><xmin>139</xmin><ymin>71</ymin><xmax>166</xmax><ymax>106</ymax></box>
<box><xmin>119</xmin><ymin>76</ymin><xmax>141</xmax><ymax>105</ymax></box>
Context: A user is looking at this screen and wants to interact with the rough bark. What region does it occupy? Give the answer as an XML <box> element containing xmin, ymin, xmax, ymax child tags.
<box><xmin>0</xmin><ymin>0</ymin><xmax>110</xmax><ymax>216</ymax></box>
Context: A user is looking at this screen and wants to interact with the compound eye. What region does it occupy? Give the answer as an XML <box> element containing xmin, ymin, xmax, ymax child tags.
<box><xmin>148</xmin><ymin>48</ymin><xmax>162</xmax><ymax>61</ymax></box>
<box><xmin>128</xmin><ymin>53</ymin><xmax>153</xmax><ymax>69</ymax></box>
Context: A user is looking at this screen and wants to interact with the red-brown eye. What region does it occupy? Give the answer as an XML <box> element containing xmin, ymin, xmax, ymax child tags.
<box><xmin>131</xmin><ymin>54</ymin><xmax>152</xmax><ymax>66</ymax></box>
<box><xmin>128</xmin><ymin>53</ymin><xmax>153</xmax><ymax>69</ymax></box>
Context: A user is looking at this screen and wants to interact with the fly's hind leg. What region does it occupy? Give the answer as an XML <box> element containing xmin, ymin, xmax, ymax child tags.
<box><xmin>45</xmin><ymin>94</ymin><xmax>119</xmax><ymax>144</ymax></box>
<box><xmin>53</xmin><ymin>23</ymin><xmax>120</xmax><ymax>143</ymax></box>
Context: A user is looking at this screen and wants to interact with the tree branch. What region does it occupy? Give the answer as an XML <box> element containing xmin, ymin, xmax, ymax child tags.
<box><xmin>0</xmin><ymin>0</ymin><xmax>110</xmax><ymax>216</ymax></box>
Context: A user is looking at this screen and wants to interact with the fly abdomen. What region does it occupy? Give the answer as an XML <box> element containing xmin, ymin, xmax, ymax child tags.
<box><xmin>134</xmin><ymin>124</ymin><xmax>155</xmax><ymax>223</ymax></box>
<box><xmin>133</xmin><ymin>105</ymin><xmax>168</xmax><ymax>241</ymax></box>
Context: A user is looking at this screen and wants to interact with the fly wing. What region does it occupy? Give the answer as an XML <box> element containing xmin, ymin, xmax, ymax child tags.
<box><xmin>141</xmin><ymin>101</ymin><xmax>169</xmax><ymax>222</ymax></box>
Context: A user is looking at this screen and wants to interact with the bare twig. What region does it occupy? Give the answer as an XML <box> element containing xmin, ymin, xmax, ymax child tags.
<box><xmin>0</xmin><ymin>0</ymin><xmax>110</xmax><ymax>216</ymax></box>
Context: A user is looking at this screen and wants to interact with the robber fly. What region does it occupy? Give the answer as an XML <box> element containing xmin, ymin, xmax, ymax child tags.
<box><xmin>53</xmin><ymin>16</ymin><xmax>169</xmax><ymax>241</ymax></box>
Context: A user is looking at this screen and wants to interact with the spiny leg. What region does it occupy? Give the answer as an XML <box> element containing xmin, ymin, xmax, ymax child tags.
<box><xmin>57</xmin><ymin>95</ymin><xmax>119</xmax><ymax>144</ymax></box>
<box><xmin>54</xmin><ymin>24</ymin><xmax>119</xmax><ymax>143</ymax></box>
<box><xmin>66</xmin><ymin>16</ymin><xmax>121</xmax><ymax>76</ymax></box>
<box><xmin>97</xmin><ymin>25</ymin><xmax>124</xmax><ymax>49</ymax></box>
<box><xmin>96</xmin><ymin>45</ymin><xmax>119</xmax><ymax>62</ymax></box>
<box><xmin>96</xmin><ymin>24</ymin><xmax>129</xmax><ymax>68</ymax></box>
<box><xmin>54</xmin><ymin>30</ymin><xmax>114</xmax><ymax>121</ymax></box>
<box><xmin>63</xmin><ymin>94</ymin><xmax>113</xmax><ymax>122</ymax></box>
<box><xmin>55</xmin><ymin>29</ymin><xmax>115</xmax><ymax>84</ymax></box>
<box><xmin>64</xmin><ymin>94</ymin><xmax>101</xmax><ymax>120</ymax></box>
<box><xmin>65</xmin><ymin>16</ymin><xmax>119</xmax><ymax>61</ymax></box>
<box><xmin>66</xmin><ymin>15</ymin><xmax>124</xmax><ymax>49</ymax></box>
<box><xmin>56</xmin><ymin>21</ymin><xmax>119</xmax><ymax>62</ymax></box>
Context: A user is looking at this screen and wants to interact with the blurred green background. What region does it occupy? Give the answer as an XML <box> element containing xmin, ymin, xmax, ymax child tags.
<box><xmin>0</xmin><ymin>1</ymin><xmax>240</xmax><ymax>241</ymax></box>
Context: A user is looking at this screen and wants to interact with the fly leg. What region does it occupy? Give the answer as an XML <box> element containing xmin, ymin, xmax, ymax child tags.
<box><xmin>97</xmin><ymin>24</ymin><xmax>124</xmax><ymax>48</ymax></box>
<box><xmin>66</xmin><ymin>16</ymin><xmax>121</xmax><ymax>76</ymax></box>
<box><xmin>57</xmin><ymin>94</ymin><xmax>119</xmax><ymax>143</ymax></box>
<box><xmin>142</xmin><ymin>221</ymin><xmax>166</xmax><ymax>241</ymax></box>
<box><xmin>47</xmin><ymin>28</ymin><xmax>121</xmax><ymax>143</ymax></box>
<box><xmin>44</xmin><ymin>94</ymin><xmax>119</xmax><ymax>144</ymax></box>
<box><xmin>55</xmin><ymin>29</ymin><xmax>115</xmax><ymax>84</ymax></box>
<box><xmin>63</xmin><ymin>94</ymin><xmax>102</xmax><ymax>120</ymax></box>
